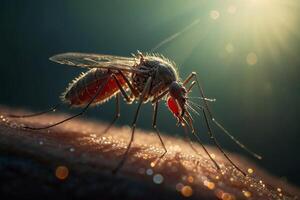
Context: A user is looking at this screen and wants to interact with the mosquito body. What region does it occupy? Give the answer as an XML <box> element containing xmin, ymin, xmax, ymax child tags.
<box><xmin>8</xmin><ymin>51</ymin><xmax>261</xmax><ymax>175</ymax></box>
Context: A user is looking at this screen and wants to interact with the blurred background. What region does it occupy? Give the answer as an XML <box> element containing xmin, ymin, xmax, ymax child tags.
<box><xmin>0</xmin><ymin>0</ymin><xmax>299</xmax><ymax>186</ymax></box>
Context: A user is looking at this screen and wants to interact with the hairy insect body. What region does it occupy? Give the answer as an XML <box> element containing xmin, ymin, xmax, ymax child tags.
<box><xmin>132</xmin><ymin>55</ymin><xmax>178</xmax><ymax>101</ymax></box>
<box><xmin>63</xmin><ymin>68</ymin><xmax>126</xmax><ymax>106</ymax></box>
<box><xmin>10</xmin><ymin>51</ymin><xmax>260</xmax><ymax>176</ymax></box>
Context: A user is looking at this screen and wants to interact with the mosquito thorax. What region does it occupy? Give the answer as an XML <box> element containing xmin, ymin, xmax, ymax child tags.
<box><xmin>133</xmin><ymin>54</ymin><xmax>179</xmax><ymax>99</ymax></box>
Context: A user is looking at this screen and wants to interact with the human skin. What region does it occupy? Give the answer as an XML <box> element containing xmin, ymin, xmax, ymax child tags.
<box><xmin>0</xmin><ymin>106</ymin><xmax>299</xmax><ymax>200</ymax></box>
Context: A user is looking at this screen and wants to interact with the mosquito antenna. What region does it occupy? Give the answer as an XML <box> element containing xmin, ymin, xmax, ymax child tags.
<box><xmin>212</xmin><ymin>118</ymin><xmax>262</xmax><ymax>160</ymax></box>
<box><xmin>151</xmin><ymin>18</ymin><xmax>201</xmax><ymax>52</ymax></box>
<box><xmin>200</xmin><ymin>108</ymin><xmax>246</xmax><ymax>176</ymax></box>
<box><xmin>7</xmin><ymin>103</ymin><xmax>63</xmax><ymax>118</ymax></box>
<box><xmin>187</xmin><ymin>97</ymin><xmax>216</xmax><ymax>102</ymax></box>
<box><xmin>186</xmin><ymin>102</ymin><xmax>200</xmax><ymax>116</ymax></box>
<box><xmin>187</xmin><ymin>99</ymin><xmax>203</xmax><ymax>110</ymax></box>
<box><xmin>193</xmin><ymin>75</ymin><xmax>262</xmax><ymax>160</ymax></box>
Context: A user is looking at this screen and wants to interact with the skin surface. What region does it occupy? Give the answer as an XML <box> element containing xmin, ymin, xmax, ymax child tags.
<box><xmin>0</xmin><ymin>106</ymin><xmax>299</xmax><ymax>200</ymax></box>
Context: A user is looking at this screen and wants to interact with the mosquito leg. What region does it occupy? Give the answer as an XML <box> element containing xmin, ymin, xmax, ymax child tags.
<box><xmin>200</xmin><ymin>107</ymin><xmax>246</xmax><ymax>175</ymax></box>
<box><xmin>7</xmin><ymin>103</ymin><xmax>63</xmax><ymax>118</ymax></box>
<box><xmin>112</xmin><ymin>77</ymin><xmax>153</xmax><ymax>174</ymax></box>
<box><xmin>185</xmin><ymin>72</ymin><xmax>262</xmax><ymax>160</ymax></box>
<box><xmin>102</xmin><ymin>94</ymin><xmax>120</xmax><ymax>134</ymax></box>
<box><xmin>117</xmin><ymin>70</ymin><xmax>139</xmax><ymax>98</ymax></box>
<box><xmin>181</xmin><ymin>123</ymin><xmax>202</xmax><ymax>156</ymax></box>
<box><xmin>151</xmin><ymin>89</ymin><xmax>168</xmax><ymax>104</ymax></box>
<box><xmin>24</xmin><ymin>77</ymin><xmax>110</xmax><ymax>130</ymax></box>
<box><xmin>112</xmin><ymin>74</ymin><xmax>132</xmax><ymax>103</ymax></box>
<box><xmin>152</xmin><ymin>101</ymin><xmax>167</xmax><ymax>159</ymax></box>
<box><xmin>183</xmin><ymin>113</ymin><xmax>220</xmax><ymax>170</ymax></box>
<box><xmin>101</xmin><ymin>73</ymin><xmax>137</xmax><ymax>134</ymax></box>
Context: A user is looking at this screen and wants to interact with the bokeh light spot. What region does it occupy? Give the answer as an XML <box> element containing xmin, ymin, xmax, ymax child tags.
<box><xmin>187</xmin><ymin>175</ymin><xmax>194</xmax><ymax>183</ymax></box>
<box><xmin>225</xmin><ymin>43</ymin><xmax>234</xmax><ymax>53</ymax></box>
<box><xmin>242</xmin><ymin>190</ymin><xmax>252</xmax><ymax>198</ymax></box>
<box><xmin>146</xmin><ymin>168</ymin><xmax>153</xmax><ymax>176</ymax></box>
<box><xmin>153</xmin><ymin>174</ymin><xmax>164</xmax><ymax>184</ymax></box>
<box><xmin>246</xmin><ymin>52</ymin><xmax>258</xmax><ymax>65</ymax></box>
<box><xmin>204</xmin><ymin>180</ymin><xmax>215</xmax><ymax>190</ymax></box>
<box><xmin>221</xmin><ymin>192</ymin><xmax>235</xmax><ymax>200</ymax></box>
<box><xmin>227</xmin><ymin>5</ymin><xmax>237</xmax><ymax>14</ymax></box>
<box><xmin>181</xmin><ymin>185</ymin><xmax>193</xmax><ymax>197</ymax></box>
<box><xmin>176</xmin><ymin>182</ymin><xmax>184</xmax><ymax>191</ymax></box>
<box><xmin>210</xmin><ymin>10</ymin><xmax>220</xmax><ymax>20</ymax></box>
<box><xmin>55</xmin><ymin>165</ymin><xmax>69</xmax><ymax>180</ymax></box>
<box><xmin>247</xmin><ymin>168</ymin><xmax>254</xmax><ymax>174</ymax></box>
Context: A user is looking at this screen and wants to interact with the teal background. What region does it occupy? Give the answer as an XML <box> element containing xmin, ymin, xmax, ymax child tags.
<box><xmin>0</xmin><ymin>1</ymin><xmax>299</xmax><ymax>186</ymax></box>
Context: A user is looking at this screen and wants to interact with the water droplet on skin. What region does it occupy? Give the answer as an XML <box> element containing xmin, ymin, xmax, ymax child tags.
<box><xmin>204</xmin><ymin>180</ymin><xmax>215</xmax><ymax>190</ymax></box>
<box><xmin>187</xmin><ymin>176</ymin><xmax>194</xmax><ymax>183</ymax></box>
<box><xmin>181</xmin><ymin>185</ymin><xmax>193</xmax><ymax>197</ymax></box>
<box><xmin>247</xmin><ymin>168</ymin><xmax>254</xmax><ymax>174</ymax></box>
<box><xmin>221</xmin><ymin>192</ymin><xmax>235</xmax><ymax>200</ymax></box>
<box><xmin>243</xmin><ymin>190</ymin><xmax>252</xmax><ymax>198</ymax></box>
<box><xmin>146</xmin><ymin>168</ymin><xmax>153</xmax><ymax>176</ymax></box>
<box><xmin>153</xmin><ymin>174</ymin><xmax>164</xmax><ymax>184</ymax></box>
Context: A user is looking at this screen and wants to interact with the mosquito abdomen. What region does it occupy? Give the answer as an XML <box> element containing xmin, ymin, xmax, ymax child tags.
<box><xmin>62</xmin><ymin>69</ymin><xmax>127</xmax><ymax>106</ymax></box>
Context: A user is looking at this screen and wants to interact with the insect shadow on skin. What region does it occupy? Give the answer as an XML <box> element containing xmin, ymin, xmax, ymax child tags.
<box><xmin>7</xmin><ymin>51</ymin><xmax>262</xmax><ymax>175</ymax></box>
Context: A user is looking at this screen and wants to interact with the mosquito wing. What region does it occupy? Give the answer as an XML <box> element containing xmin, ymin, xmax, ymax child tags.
<box><xmin>49</xmin><ymin>52</ymin><xmax>138</xmax><ymax>72</ymax></box>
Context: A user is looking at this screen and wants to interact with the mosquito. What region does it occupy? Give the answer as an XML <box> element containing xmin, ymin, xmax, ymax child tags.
<box><xmin>8</xmin><ymin>51</ymin><xmax>261</xmax><ymax>175</ymax></box>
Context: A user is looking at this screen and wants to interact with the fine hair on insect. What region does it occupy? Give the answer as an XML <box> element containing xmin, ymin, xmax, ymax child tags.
<box><xmin>7</xmin><ymin>50</ymin><xmax>262</xmax><ymax>175</ymax></box>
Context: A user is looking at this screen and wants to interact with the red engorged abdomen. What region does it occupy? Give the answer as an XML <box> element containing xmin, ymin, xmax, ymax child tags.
<box><xmin>167</xmin><ymin>96</ymin><xmax>181</xmax><ymax>118</ymax></box>
<box><xmin>68</xmin><ymin>74</ymin><xmax>127</xmax><ymax>106</ymax></box>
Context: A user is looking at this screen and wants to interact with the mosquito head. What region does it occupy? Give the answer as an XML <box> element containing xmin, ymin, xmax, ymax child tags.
<box><xmin>167</xmin><ymin>81</ymin><xmax>187</xmax><ymax>119</ymax></box>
